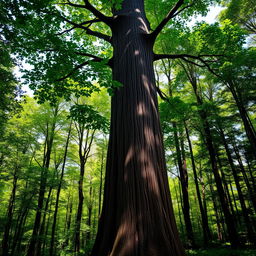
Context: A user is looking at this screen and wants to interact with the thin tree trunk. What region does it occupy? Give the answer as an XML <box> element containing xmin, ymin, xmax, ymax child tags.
<box><xmin>2</xmin><ymin>168</ymin><xmax>18</xmax><ymax>256</ymax></box>
<box><xmin>232</xmin><ymin>140</ymin><xmax>256</xmax><ymax>213</ymax></box>
<box><xmin>74</xmin><ymin>163</ymin><xmax>85</xmax><ymax>254</ymax></box>
<box><xmin>98</xmin><ymin>148</ymin><xmax>104</xmax><ymax>218</ymax></box>
<box><xmin>64</xmin><ymin>193</ymin><xmax>73</xmax><ymax>248</ymax></box>
<box><xmin>216</xmin><ymin>154</ymin><xmax>236</xmax><ymax>220</ymax></box>
<box><xmin>208</xmin><ymin>174</ymin><xmax>224</xmax><ymax>242</ymax></box>
<box><xmin>228</xmin><ymin>82</ymin><xmax>256</xmax><ymax>156</ymax></box>
<box><xmin>86</xmin><ymin>182</ymin><xmax>93</xmax><ymax>243</ymax></box>
<box><xmin>42</xmin><ymin>195</ymin><xmax>54</xmax><ymax>256</ymax></box>
<box><xmin>49</xmin><ymin>122</ymin><xmax>72</xmax><ymax>256</ymax></box>
<box><xmin>186</xmin><ymin>72</ymin><xmax>240</xmax><ymax>247</ymax></box>
<box><xmin>219</xmin><ymin>127</ymin><xmax>255</xmax><ymax>243</ymax></box>
<box><xmin>74</xmin><ymin>128</ymin><xmax>95</xmax><ymax>254</ymax></box>
<box><xmin>27</xmin><ymin>105</ymin><xmax>59</xmax><ymax>256</ymax></box>
<box><xmin>184</xmin><ymin>122</ymin><xmax>211</xmax><ymax>246</ymax></box>
<box><xmin>173</xmin><ymin>178</ymin><xmax>185</xmax><ymax>240</ymax></box>
<box><xmin>38</xmin><ymin>186</ymin><xmax>53</xmax><ymax>256</ymax></box>
<box><xmin>177</xmin><ymin>126</ymin><xmax>195</xmax><ymax>248</ymax></box>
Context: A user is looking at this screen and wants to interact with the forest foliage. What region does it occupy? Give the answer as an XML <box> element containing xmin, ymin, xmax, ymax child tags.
<box><xmin>0</xmin><ymin>0</ymin><xmax>256</xmax><ymax>255</ymax></box>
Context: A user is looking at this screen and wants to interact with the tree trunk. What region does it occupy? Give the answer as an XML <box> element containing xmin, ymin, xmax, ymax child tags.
<box><xmin>36</xmin><ymin>186</ymin><xmax>53</xmax><ymax>256</ymax></box>
<box><xmin>98</xmin><ymin>148</ymin><xmax>104</xmax><ymax>218</ymax></box>
<box><xmin>86</xmin><ymin>183</ymin><xmax>93</xmax><ymax>243</ymax></box>
<box><xmin>42</xmin><ymin>195</ymin><xmax>54</xmax><ymax>255</ymax></box>
<box><xmin>74</xmin><ymin>162</ymin><xmax>85</xmax><ymax>254</ymax></box>
<box><xmin>173</xmin><ymin>123</ymin><xmax>195</xmax><ymax>248</ymax></box>
<box><xmin>49</xmin><ymin>122</ymin><xmax>72</xmax><ymax>256</ymax></box>
<box><xmin>188</xmin><ymin>75</ymin><xmax>240</xmax><ymax>247</ymax></box>
<box><xmin>74</xmin><ymin>127</ymin><xmax>95</xmax><ymax>254</ymax></box>
<box><xmin>216</xmin><ymin>154</ymin><xmax>236</xmax><ymax>220</ymax></box>
<box><xmin>219</xmin><ymin>126</ymin><xmax>255</xmax><ymax>243</ymax></box>
<box><xmin>232</xmin><ymin>141</ymin><xmax>256</xmax><ymax>213</ymax></box>
<box><xmin>211</xmin><ymin>185</ymin><xmax>224</xmax><ymax>240</ymax></box>
<box><xmin>184</xmin><ymin>123</ymin><xmax>211</xmax><ymax>246</ymax></box>
<box><xmin>2</xmin><ymin>168</ymin><xmax>18</xmax><ymax>256</ymax></box>
<box><xmin>27</xmin><ymin>106</ymin><xmax>58</xmax><ymax>256</ymax></box>
<box><xmin>173</xmin><ymin>178</ymin><xmax>185</xmax><ymax>240</ymax></box>
<box><xmin>228</xmin><ymin>82</ymin><xmax>256</xmax><ymax>156</ymax></box>
<box><xmin>91</xmin><ymin>1</ymin><xmax>185</xmax><ymax>255</ymax></box>
<box><xmin>64</xmin><ymin>192</ymin><xmax>73</xmax><ymax>248</ymax></box>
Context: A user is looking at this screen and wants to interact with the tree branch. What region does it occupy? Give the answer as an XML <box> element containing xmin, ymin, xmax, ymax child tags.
<box><xmin>150</xmin><ymin>0</ymin><xmax>192</xmax><ymax>42</ymax></box>
<box><xmin>56</xmin><ymin>56</ymin><xmax>112</xmax><ymax>82</ymax></box>
<box><xmin>83</xmin><ymin>0</ymin><xmax>113</xmax><ymax>26</ymax></box>
<box><xmin>154</xmin><ymin>53</ymin><xmax>223</xmax><ymax>77</ymax></box>
<box><xmin>74</xmin><ymin>52</ymin><xmax>103</xmax><ymax>59</ymax></box>
<box><xmin>60</xmin><ymin>16</ymin><xmax>112</xmax><ymax>43</ymax></box>
<box><xmin>156</xmin><ymin>85</ymin><xmax>170</xmax><ymax>102</ymax></box>
<box><xmin>56</xmin><ymin>19</ymin><xmax>101</xmax><ymax>35</ymax></box>
<box><xmin>56</xmin><ymin>61</ymin><xmax>92</xmax><ymax>82</ymax></box>
<box><xmin>59</xmin><ymin>0</ymin><xmax>112</xmax><ymax>26</ymax></box>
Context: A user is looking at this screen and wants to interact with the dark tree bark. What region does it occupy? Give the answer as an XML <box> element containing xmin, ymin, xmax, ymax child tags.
<box><xmin>91</xmin><ymin>0</ymin><xmax>185</xmax><ymax>255</ymax></box>
<box><xmin>184</xmin><ymin>122</ymin><xmax>212</xmax><ymax>246</ymax></box>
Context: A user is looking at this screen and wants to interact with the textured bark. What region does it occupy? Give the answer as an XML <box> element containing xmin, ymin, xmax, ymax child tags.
<box><xmin>184</xmin><ymin>123</ymin><xmax>211</xmax><ymax>246</ymax></box>
<box><xmin>91</xmin><ymin>0</ymin><xmax>185</xmax><ymax>255</ymax></box>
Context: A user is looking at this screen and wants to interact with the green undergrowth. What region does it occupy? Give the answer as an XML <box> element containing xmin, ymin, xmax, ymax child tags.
<box><xmin>187</xmin><ymin>248</ymin><xmax>256</xmax><ymax>256</ymax></box>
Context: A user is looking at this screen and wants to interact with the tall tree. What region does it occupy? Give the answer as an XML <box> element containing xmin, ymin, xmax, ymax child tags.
<box><xmin>1</xmin><ymin>0</ymin><xmax>229</xmax><ymax>255</ymax></box>
<box><xmin>27</xmin><ymin>104</ymin><xmax>60</xmax><ymax>256</ymax></box>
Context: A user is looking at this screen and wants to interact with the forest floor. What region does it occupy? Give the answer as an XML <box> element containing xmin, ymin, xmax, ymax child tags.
<box><xmin>187</xmin><ymin>248</ymin><xmax>256</xmax><ymax>256</ymax></box>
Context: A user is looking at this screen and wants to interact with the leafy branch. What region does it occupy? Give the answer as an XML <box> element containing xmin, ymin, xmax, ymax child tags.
<box><xmin>59</xmin><ymin>0</ymin><xmax>113</xmax><ymax>26</ymax></box>
<box><xmin>150</xmin><ymin>0</ymin><xmax>193</xmax><ymax>42</ymax></box>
